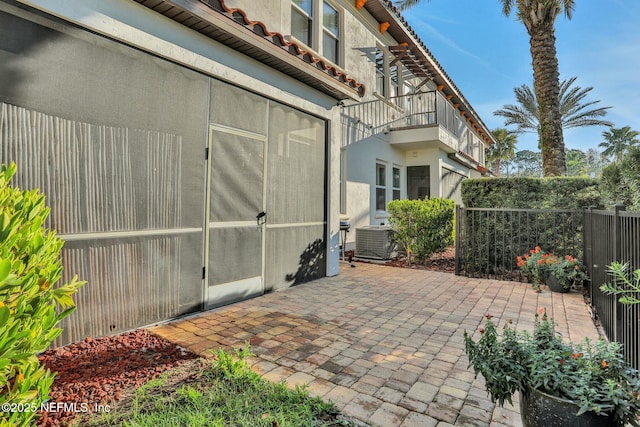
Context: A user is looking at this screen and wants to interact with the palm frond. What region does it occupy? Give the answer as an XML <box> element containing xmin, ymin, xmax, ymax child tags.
<box><xmin>394</xmin><ymin>0</ymin><xmax>429</xmax><ymax>11</ymax></box>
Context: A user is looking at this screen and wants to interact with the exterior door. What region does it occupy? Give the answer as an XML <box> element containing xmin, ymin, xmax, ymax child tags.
<box><xmin>206</xmin><ymin>124</ymin><xmax>266</xmax><ymax>308</ymax></box>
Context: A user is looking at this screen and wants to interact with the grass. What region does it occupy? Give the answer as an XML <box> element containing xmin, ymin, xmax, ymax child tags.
<box><xmin>87</xmin><ymin>345</ymin><xmax>357</xmax><ymax>427</ymax></box>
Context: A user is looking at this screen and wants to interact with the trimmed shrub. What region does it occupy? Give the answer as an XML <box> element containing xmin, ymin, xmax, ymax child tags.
<box><xmin>0</xmin><ymin>163</ymin><xmax>84</xmax><ymax>426</ymax></box>
<box><xmin>387</xmin><ymin>198</ymin><xmax>454</xmax><ymax>264</ymax></box>
<box><xmin>461</xmin><ymin>177</ymin><xmax>601</xmax><ymax>209</ymax></box>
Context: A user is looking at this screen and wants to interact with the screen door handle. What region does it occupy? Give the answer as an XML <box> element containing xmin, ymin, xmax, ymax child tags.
<box><xmin>257</xmin><ymin>211</ymin><xmax>267</xmax><ymax>226</ymax></box>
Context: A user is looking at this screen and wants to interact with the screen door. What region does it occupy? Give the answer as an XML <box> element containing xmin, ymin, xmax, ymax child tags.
<box><xmin>206</xmin><ymin>125</ymin><xmax>266</xmax><ymax>308</ymax></box>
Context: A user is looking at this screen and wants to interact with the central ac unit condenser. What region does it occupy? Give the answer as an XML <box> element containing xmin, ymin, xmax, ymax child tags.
<box><xmin>355</xmin><ymin>226</ymin><xmax>394</xmax><ymax>260</ymax></box>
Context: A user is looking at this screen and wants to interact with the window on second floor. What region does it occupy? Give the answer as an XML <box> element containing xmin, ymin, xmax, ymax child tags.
<box><xmin>291</xmin><ymin>0</ymin><xmax>313</xmax><ymax>46</ymax></box>
<box><xmin>376</xmin><ymin>46</ymin><xmax>402</xmax><ymax>100</ymax></box>
<box><xmin>291</xmin><ymin>0</ymin><xmax>341</xmax><ymax>65</ymax></box>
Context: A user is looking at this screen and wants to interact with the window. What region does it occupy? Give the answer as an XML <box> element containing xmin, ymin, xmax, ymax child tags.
<box><xmin>291</xmin><ymin>1</ymin><xmax>341</xmax><ymax>65</ymax></box>
<box><xmin>376</xmin><ymin>163</ymin><xmax>386</xmax><ymax>211</ymax></box>
<box><xmin>322</xmin><ymin>2</ymin><xmax>339</xmax><ymax>64</ymax></box>
<box><xmin>375</xmin><ymin>48</ymin><xmax>386</xmax><ymax>95</ymax></box>
<box><xmin>375</xmin><ymin>46</ymin><xmax>404</xmax><ymax>100</ymax></box>
<box><xmin>392</xmin><ymin>166</ymin><xmax>401</xmax><ymax>200</ymax></box>
<box><xmin>291</xmin><ymin>0</ymin><xmax>313</xmax><ymax>46</ymax></box>
<box><xmin>407</xmin><ymin>166</ymin><xmax>430</xmax><ymax>200</ymax></box>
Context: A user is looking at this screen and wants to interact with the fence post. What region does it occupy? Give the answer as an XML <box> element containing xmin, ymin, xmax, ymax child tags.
<box><xmin>455</xmin><ymin>205</ymin><xmax>462</xmax><ymax>275</ymax></box>
<box><xmin>612</xmin><ymin>204</ymin><xmax>626</xmax><ymax>342</ymax></box>
<box><xmin>585</xmin><ymin>206</ymin><xmax>594</xmax><ymax>307</ymax></box>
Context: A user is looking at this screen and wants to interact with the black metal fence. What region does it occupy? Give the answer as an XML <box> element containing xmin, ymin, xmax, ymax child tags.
<box><xmin>455</xmin><ymin>207</ymin><xmax>585</xmax><ymax>278</ymax></box>
<box><xmin>585</xmin><ymin>206</ymin><xmax>640</xmax><ymax>370</ymax></box>
<box><xmin>456</xmin><ymin>205</ymin><xmax>640</xmax><ymax>369</ymax></box>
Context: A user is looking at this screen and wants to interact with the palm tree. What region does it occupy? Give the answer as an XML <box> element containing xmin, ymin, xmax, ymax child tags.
<box><xmin>494</xmin><ymin>77</ymin><xmax>612</xmax><ymax>136</ymax></box>
<box><xmin>486</xmin><ymin>128</ymin><xmax>517</xmax><ymax>176</ymax></box>
<box><xmin>599</xmin><ymin>126</ymin><xmax>640</xmax><ymax>163</ymax></box>
<box><xmin>395</xmin><ymin>0</ymin><xmax>575</xmax><ymax>177</ymax></box>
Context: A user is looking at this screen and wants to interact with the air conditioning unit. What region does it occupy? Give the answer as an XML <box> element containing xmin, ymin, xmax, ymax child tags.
<box><xmin>355</xmin><ymin>226</ymin><xmax>395</xmax><ymax>260</ymax></box>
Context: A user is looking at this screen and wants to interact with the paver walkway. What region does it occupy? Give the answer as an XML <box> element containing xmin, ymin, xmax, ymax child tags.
<box><xmin>150</xmin><ymin>263</ymin><xmax>601</xmax><ymax>427</ymax></box>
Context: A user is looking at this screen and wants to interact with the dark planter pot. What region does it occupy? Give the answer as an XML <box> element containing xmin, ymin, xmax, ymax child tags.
<box><xmin>546</xmin><ymin>273</ymin><xmax>570</xmax><ymax>293</ymax></box>
<box><xmin>520</xmin><ymin>386</ymin><xmax>614</xmax><ymax>427</ymax></box>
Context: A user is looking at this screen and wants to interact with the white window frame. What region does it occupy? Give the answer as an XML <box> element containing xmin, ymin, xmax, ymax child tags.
<box><xmin>375</xmin><ymin>45</ymin><xmax>404</xmax><ymax>101</ymax></box>
<box><xmin>290</xmin><ymin>0</ymin><xmax>343</xmax><ymax>66</ymax></box>
<box><xmin>376</xmin><ymin>162</ymin><xmax>387</xmax><ymax>211</ymax></box>
<box><xmin>392</xmin><ymin>165</ymin><xmax>401</xmax><ymax>201</ymax></box>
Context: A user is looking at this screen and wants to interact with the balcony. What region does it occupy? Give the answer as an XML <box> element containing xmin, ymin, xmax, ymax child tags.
<box><xmin>340</xmin><ymin>90</ymin><xmax>484</xmax><ymax>168</ymax></box>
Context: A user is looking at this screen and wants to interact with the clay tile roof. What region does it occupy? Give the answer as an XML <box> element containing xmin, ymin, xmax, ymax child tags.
<box><xmin>202</xmin><ymin>0</ymin><xmax>366</xmax><ymax>97</ymax></box>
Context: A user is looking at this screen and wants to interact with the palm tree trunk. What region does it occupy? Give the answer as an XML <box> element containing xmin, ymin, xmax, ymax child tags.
<box><xmin>529</xmin><ymin>26</ymin><xmax>567</xmax><ymax>176</ymax></box>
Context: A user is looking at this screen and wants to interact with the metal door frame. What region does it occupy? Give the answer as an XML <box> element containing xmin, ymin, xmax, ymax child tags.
<box><xmin>203</xmin><ymin>123</ymin><xmax>268</xmax><ymax>309</ymax></box>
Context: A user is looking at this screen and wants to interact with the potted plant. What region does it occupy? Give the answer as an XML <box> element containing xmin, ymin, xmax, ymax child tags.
<box><xmin>516</xmin><ymin>247</ymin><xmax>553</xmax><ymax>291</ymax></box>
<box><xmin>464</xmin><ymin>310</ymin><xmax>640</xmax><ymax>427</ymax></box>
<box><xmin>546</xmin><ymin>255</ymin><xmax>589</xmax><ymax>293</ymax></box>
<box><xmin>517</xmin><ymin>248</ymin><xmax>588</xmax><ymax>293</ymax></box>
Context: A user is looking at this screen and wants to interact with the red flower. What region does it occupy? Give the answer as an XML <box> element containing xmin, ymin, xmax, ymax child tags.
<box><xmin>572</xmin><ymin>353</ymin><xmax>583</xmax><ymax>359</ymax></box>
<box><xmin>479</xmin><ymin>328</ymin><xmax>485</xmax><ymax>334</ymax></box>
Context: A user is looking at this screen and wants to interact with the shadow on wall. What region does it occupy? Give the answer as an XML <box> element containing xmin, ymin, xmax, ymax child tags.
<box><xmin>285</xmin><ymin>238</ymin><xmax>326</xmax><ymax>286</ymax></box>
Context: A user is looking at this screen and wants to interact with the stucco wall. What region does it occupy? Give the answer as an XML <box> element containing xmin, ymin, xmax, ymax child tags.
<box><xmin>224</xmin><ymin>0</ymin><xmax>286</xmax><ymax>32</ymax></box>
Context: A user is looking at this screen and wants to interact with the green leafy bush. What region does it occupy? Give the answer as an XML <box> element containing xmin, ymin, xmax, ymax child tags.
<box><xmin>461</xmin><ymin>177</ymin><xmax>601</xmax><ymax>209</ymax></box>
<box><xmin>0</xmin><ymin>163</ymin><xmax>84</xmax><ymax>427</ymax></box>
<box><xmin>387</xmin><ymin>198</ymin><xmax>454</xmax><ymax>265</ymax></box>
<box><xmin>600</xmin><ymin>148</ymin><xmax>640</xmax><ymax>210</ymax></box>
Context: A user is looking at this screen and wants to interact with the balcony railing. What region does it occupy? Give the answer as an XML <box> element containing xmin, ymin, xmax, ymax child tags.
<box><xmin>340</xmin><ymin>90</ymin><xmax>482</xmax><ymax>165</ymax></box>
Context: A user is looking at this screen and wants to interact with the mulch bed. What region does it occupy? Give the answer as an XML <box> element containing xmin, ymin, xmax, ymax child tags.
<box><xmin>383</xmin><ymin>246</ymin><xmax>456</xmax><ymax>273</ymax></box>
<box><xmin>36</xmin><ymin>330</ymin><xmax>199</xmax><ymax>426</ymax></box>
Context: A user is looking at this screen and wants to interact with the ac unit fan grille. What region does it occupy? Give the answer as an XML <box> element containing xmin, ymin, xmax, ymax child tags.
<box><xmin>355</xmin><ymin>227</ymin><xmax>394</xmax><ymax>260</ymax></box>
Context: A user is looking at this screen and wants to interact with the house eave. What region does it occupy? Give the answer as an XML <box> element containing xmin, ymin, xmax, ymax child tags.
<box><xmin>132</xmin><ymin>0</ymin><xmax>364</xmax><ymax>100</ymax></box>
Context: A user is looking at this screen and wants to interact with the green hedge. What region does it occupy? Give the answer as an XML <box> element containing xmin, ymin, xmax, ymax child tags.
<box><xmin>0</xmin><ymin>163</ymin><xmax>84</xmax><ymax>426</ymax></box>
<box><xmin>461</xmin><ymin>177</ymin><xmax>601</xmax><ymax>209</ymax></box>
<box><xmin>387</xmin><ymin>198</ymin><xmax>454</xmax><ymax>264</ymax></box>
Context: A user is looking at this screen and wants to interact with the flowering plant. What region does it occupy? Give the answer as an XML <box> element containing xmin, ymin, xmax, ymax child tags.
<box><xmin>516</xmin><ymin>247</ymin><xmax>554</xmax><ymax>290</ymax></box>
<box><xmin>464</xmin><ymin>310</ymin><xmax>640</xmax><ymax>425</ymax></box>
<box><xmin>516</xmin><ymin>248</ymin><xmax>588</xmax><ymax>291</ymax></box>
<box><xmin>548</xmin><ymin>255</ymin><xmax>589</xmax><ymax>290</ymax></box>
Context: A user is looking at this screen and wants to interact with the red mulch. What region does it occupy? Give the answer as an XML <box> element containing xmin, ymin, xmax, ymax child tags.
<box><xmin>36</xmin><ymin>330</ymin><xmax>198</xmax><ymax>427</ymax></box>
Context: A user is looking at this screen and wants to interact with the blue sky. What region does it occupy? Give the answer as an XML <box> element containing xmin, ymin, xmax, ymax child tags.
<box><xmin>399</xmin><ymin>0</ymin><xmax>640</xmax><ymax>153</ymax></box>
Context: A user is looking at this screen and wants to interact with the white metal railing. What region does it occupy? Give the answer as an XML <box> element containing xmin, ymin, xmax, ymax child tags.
<box><xmin>340</xmin><ymin>91</ymin><xmax>481</xmax><ymax>164</ymax></box>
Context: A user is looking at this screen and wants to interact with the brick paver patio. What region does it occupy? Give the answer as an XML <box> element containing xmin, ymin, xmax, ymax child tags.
<box><xmin>150</xmin><ymin>263</ymin><xmax>601</xmax><ymax>427</ymax></box>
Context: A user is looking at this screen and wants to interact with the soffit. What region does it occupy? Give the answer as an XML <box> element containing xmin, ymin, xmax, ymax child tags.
<box><xmin>133</xmin><ymin>0</ymin><xmax>365</xmax><ymax>100</ymax></box>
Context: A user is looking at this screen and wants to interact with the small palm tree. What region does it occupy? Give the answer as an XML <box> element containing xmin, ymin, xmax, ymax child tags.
<box><xmin>494</xmin><ymin>77</ymin><xmax>612</xmax><ymax>137</ymax></box>
<box><xmin>599</xmin><ymin>126</ymin><xmax>640</xmax><ymax>163</ymax></box>
<box><xmin>487</xmin><ymin>128</ymin><xmax>517</xmax><ymax>176</ymax></box>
